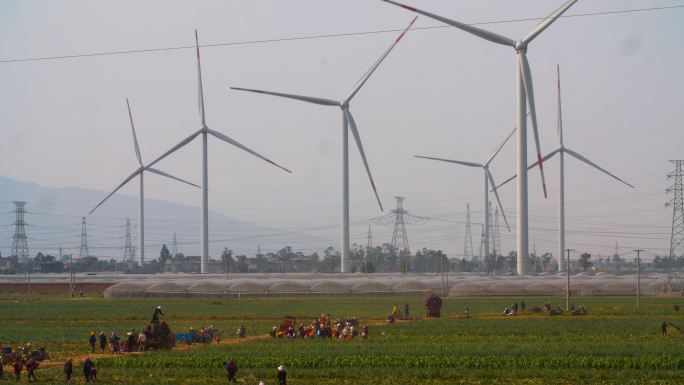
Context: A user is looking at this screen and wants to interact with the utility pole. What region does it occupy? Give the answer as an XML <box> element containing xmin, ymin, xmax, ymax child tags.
<box><xmin>27</xmin><ymin>259</ymin><xmax>31</xmax><ymax>297</ymax></box>
<box><xmin>634</xmin><ymin>249</ymin><xmax>644</xmax><ymax>308</ymax></box>
<box><xmin>69</xmin><ymin>254</ymin><xmax>75</xmax><ymax>297</ymax></box>
<box><xmin>565</xmin><ymin>249</ymin><xmax>574</xmax><ymax>311</ymax></box>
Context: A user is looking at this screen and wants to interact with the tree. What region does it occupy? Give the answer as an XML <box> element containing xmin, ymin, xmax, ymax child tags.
<box><xmin>159</xmin><ymin>244</ymin><xmax>171</xmax><ymax>263</ymax></box>
<box><xmin>579</xmin><ymin>253</ymin><xmax>593</xmax><ymax>272</ymax></box>
<box><xmin>361</xmin><ymin>260</ymin><xmax>375</xmax><ymax>273</ymax></box>
<box><xmin>541</xmin><ymin>252</ymin><xmax>553</xmax><ymax>272</ymax></box>
<box><xmin>221</xmin><ymin>248</ymin><xmax>235</xmax><ymax>272</ymax></box>
<box><xmin>236</xmin><ymin>255</ymin><xmax>248</xmax><ymax>273</ymax></box>
<box><xmin>278</xmin><ymin>246</ymin><xmax>294</xmax><ymax>261</ymax></box>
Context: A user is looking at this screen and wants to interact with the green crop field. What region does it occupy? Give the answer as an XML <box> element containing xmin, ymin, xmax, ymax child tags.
<box><xmin>1</xmin><ymin>295</ymin><xmax>683</xmax><ymax>384</ymax></box>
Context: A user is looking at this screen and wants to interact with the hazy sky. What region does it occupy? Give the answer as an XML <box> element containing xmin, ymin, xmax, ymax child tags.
<box><xmin>1</xmin><ymin>0</ymin><xmax>683</xmax><ymax>261</ymax></box>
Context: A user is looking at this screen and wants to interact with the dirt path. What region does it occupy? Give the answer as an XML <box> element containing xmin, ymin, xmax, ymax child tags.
<box><xmin>34</xmin><ymin>335</ymin><xmax>267</xmax><ymax>373</ymax></box>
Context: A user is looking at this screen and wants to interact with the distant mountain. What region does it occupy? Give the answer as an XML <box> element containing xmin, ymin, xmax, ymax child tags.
<box><xmin>0</xmin><ymin>176</ymin><xmax>325</xmax><ymax>260</ymax></box>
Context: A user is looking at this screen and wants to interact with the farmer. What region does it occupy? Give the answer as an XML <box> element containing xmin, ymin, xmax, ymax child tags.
<box><xmin>660</xmin><ymin>322</ymin><xmax>668</xmax><ymax>336</ymax></box>
<box><xmin>109</xmin><ymin>331</ymin><xmax>120</xmax><ymax>353</ymax></box>
<box><xmin>391</xmin><ymin>305</ymin><xmax>400</xmax><ymax>318</ymax></box>
<box><xmin>25</xmin><ymin>357</ymin><xmax>38</xmax><ymax>382</ymax></box>
<box><xmin>277</xmin><ymin>365</ymin><xmax>287</xmax><ymax>385</ymax></box>
<box><xmin>138</xmin><ymin>331</ymin><xmax>148</xmax><ymax>352</ymax></box>
<box><xmin>64</xmin><ymin>357</ymin><xmax>73</xmax><ymax>383</ymax></box>
<box><xmin>151</xmin><ymin>306</ymin><xmax>164</xmax><ymax>324</ymax></box>
<box><xmin>89</xmin><ymin>332</ymin><xmax>97</xmax><ymax>353</ymax></box>
<box><xmin>521</xmin><ymin>300</ymin><xmax>526</xmax><ymax>311</ymax></box>
<box><xmin>98</xmin><ymin>331</ymin><xmax>106</xmax><ymax>352</ymax></box>
<box><xmin>12</xmin><ymin>357</ymin><xmax>22</xmax><ymax>382</ymax></box>
<box><xmin>126</xmin><ymin>330</ymin><xmax>136</xmax><ymax>352</ymax></box>
<box><xmin>298</xmin><ymin>324</ymin><xmax>306</xmax><ymax>339</ymax></box>
<box><xmin>404</xmin><ymin>302</ymin><xmax>410</xmax><ymax>320</ymax></box>
<box><xmin>223</xmin><ymin>360</ymin><xmax>238</xmax><ymax>382</ymax></box>
<box><xmin>236</xmin><ymin>325</ymin><xmax>246</xmax><ymax>339</ymax></box>
<box><xmin>82</xmin><ymin>357</ymin><xmax>93</xmax><ymax>383</ymax></box>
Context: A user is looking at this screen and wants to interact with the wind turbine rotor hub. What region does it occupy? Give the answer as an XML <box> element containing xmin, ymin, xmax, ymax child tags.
<box><xmin>514</xmin><ymin>41</ymin><xmax>527</xmax><ymax>53</ymax></box>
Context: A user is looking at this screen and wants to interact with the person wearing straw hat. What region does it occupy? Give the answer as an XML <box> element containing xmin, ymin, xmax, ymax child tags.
<box><xmin>277</xmin><ymin>365</ymin><xmax>286</xmax><ymax>385</ymax></box>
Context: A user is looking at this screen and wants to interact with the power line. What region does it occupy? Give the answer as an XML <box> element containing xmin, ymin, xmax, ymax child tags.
<box><xmin>1</xmin><ymin>5</ymin><xmax>682</xmax><ymax>64</ymax></box>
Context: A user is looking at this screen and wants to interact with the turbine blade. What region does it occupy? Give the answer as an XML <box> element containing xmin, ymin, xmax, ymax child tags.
<box><xmin>345</xmin><ymin>109</ymin><xmax>383</xmax><ymax>212</ymax></box>
<box><xmin>382</xmin><ymin>0</ymin><xmax>515</xmax><ymax>47</ymax></box>
<box><xmin>519</xmin><ymin>52</ymin><xmax>547</xmax><ymax>198</ymax></box>
<box><xmin>564</xmin><ymin>148</ymin><xmax>635</xmax><ymax>188</ymax></box>
<box><xmin>195</xmin><ymin>30</ymin><xmax>207</xmax><ymax>127</ymax></box>
<box><xmin>230</xmin><ymin>87</ymin><xmax>338</xmax><ymax>107</ymax></box>
<box><xmin>415</xmin><ymin>155</ymin><xmax>482</xmax><ymax>169</ymax></box>
<box><xmin>492</xmin><ymin>148</ymin><xmax>561</xmax><ymax>191</ymax></box>
<box><xmin>146</xmin><ymin>167</ymin><xmax>201</xmax><ymax>188</ymax></box>
<box><xmin>126</xmin><ymin>98</ymin><xmax>143</xmax><ymax>166</ymax></box>
<box><xmin>207</xmin><ymin>128</ymin><xmax>292</xmax><ymax>174</ymax></box>
<box><xmin>89</xmin><ymin>168</ymin><xmax>142</xmax><ymax>215</ymax></box>
<box><xmin>522</xmin><ymin>0</ymin><xmax>578</xmax><ymax>45</ymax></box>
<box><xmin>486</xmin><ymin>169</ymin><xmax>510</xmax><ymax>232</ymax></box>
<box><xmin>146</xmin><ymin>129</ymin><xmax>202</xmax><ymax>169</ymax></box>
<box><xmin>345</xmin><ymin>16</ymin><xmax>417</xmax><ymax>102</ymax></box>
<box><xmin>485</xmin><ymin>127</ymin><xmax>516</xmax><ymax>166</ymax></box>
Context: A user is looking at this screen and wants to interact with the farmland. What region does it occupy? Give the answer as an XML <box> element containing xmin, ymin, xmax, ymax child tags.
<box><xmin>1</xmin><ymin>295</ymin><xmax>683</xmax><ymax>384</ymax></box>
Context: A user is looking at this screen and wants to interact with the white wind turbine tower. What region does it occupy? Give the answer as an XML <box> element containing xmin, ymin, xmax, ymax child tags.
<box><xmin>89</xmin><ymin>98</ymin><xmax>200</xmax><ymax>267</ymax></box>
<box><xmin>145</xmin><ymin>31</ymin><xmax>292</xmax><ymax>273</ymax></box>
<box><xmin>415</xmin><ymin>128</ymin><xmax>514</xmax><ymax>261</ymax></box>
<box><xmin>383</xmin><ymin>0</ymin><xmax>578</xmax><ymax>275</ymax></box>
<box><xmin>231</xmin><ymin>17</ymin><xmax>418</xmax><ymax>273</ymax></box>
<box><xmin>495</xmin><ymin>65</ymin><xmax>634</xmax><ymax>271</ymax></box>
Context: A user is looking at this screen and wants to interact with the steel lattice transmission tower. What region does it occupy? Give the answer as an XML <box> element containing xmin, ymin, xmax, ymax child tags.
<box><xmin>79</xmin><ymin>217</ymin><xmax>89</xmax><ymax>257</ymax></box>
<box><xmin>390</xmin><ymin>197</ymin><xmax>410</xmax><ymax>253</ymax></box>
<box><xmin>488</xmin><ymin>202</ymin><xmax>495</xmax><ymax>256</ymax></box>
<box><xmin>493</xmin><ymin>206</ymin><xmax>502</xmax><ymax>257</ymax></box>
<box><xmin>366</xmin><ymin>225</ymin><xmax>373</xmax><ymax>248</ymax></box>
<box><xmin>172</xmin><ymin>231</ymin><xmax>178</xmax><ymax>259</ymax></box>
<box><xmin>477</xmin><ymin>224</ymin><xmax>486</xmax><ymax>271</ymax></box>
<box><xmin>123</xmin><ymin>218</ymin><xmax>135</xmax><ymax>262</ymax></box>
<box><xmin>667</xmin><ymin>160</ymin><xmax>684</xmax><ymax>258</ymax></box>
<box><xmin>463</xmin><ymin>203</ymin><xmax>474</xmax><ymax>260</ymax></box>
<box><xmin>10</xmin><ymin>201</ymin><xmax>30</xmax><ymax>263</ymax></box>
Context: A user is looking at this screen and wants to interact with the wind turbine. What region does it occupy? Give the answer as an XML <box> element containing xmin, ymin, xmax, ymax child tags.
<box><xmin>89</xmin><ymin>98</ymin><xmax>200</xmax><ymax>267</ymax></box>
<box><xmin>495</xmin><ymin>65</ymin><xmax>634</xmax><ymax>271</ymax></box>
<box><xmin>382</xmin><ymin>0</ymin><xmax>578</xmax><ymax>275</ymax></box>
<box><xmin>145</xmin><ymin>31</ymin><xmax>292</xmax><ymax>273</ymax></box>
<box><xmin>415</xmin><ymin>127</ymin><xmax>514</xmax><ymax>262</ymax></box>
<box><xmin>231</xmin><ymin>17</ymin><xmax>418</xmax><ymax>273</ymax></box>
